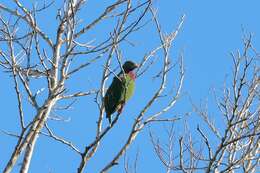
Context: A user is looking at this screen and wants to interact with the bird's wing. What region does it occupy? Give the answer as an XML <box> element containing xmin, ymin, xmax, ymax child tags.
<box><xmin>104</xmin><ymin>75</ymin><xmax>125</xmax><ymax>116</ymax></box>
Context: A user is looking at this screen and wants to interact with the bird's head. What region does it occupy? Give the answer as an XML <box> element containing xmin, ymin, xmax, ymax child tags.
<box><xmin>122</xmin><ymin>61</ymin><xmax>139</xmax><ymax>73</ymax></box>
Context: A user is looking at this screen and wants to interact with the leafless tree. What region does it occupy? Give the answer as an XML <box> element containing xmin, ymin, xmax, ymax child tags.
<box><xmin>150</xmin><ymin>35</ymin><xmax>260</xmax><ymax>173</ymax></box>
<box><xmin>0</xmin><ymin>0</ymin><xmax>185</xmax><ymax>173</ymax></box>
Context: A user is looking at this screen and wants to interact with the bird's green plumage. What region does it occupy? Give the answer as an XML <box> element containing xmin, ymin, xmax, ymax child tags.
<box><xmin>104</xmin><ymin>61</ymin><xmax>138</xmax><ymax>124</ymax></box>
<box><xmin>104</xmin><ymin>73</ymin><xmax>135</xmax><ymax>116</ymax></box>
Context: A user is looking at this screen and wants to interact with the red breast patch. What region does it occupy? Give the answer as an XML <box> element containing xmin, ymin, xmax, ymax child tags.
<box><xmin>128</xmin><ymin>71</ymin><xmax>136</xmax><ymax>80</ymax></box>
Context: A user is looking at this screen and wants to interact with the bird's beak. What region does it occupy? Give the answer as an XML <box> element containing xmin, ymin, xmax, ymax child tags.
<box><xmin>134</xmin><ymin>63</ymin><xmax>139</xmax><ymax>68</ymax></box>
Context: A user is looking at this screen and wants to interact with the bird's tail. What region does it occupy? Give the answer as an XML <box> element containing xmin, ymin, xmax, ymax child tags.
<box><xmin>106</xmin><ymin>114</ymin><xmax>112</xmax><ymax>126</ymax></box>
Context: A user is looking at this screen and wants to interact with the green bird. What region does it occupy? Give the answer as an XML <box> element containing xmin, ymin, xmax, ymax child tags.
<box><xmin>104</xmin><ymin>61</ymin><xmax>138</xmax><ymax>125</ymax></box>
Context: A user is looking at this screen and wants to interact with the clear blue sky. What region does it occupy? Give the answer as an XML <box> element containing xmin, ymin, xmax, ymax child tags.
<box><xmin>1</xmin><ymin>0</ymin><xmax>260</xmax><ymax>173</ymax></box>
